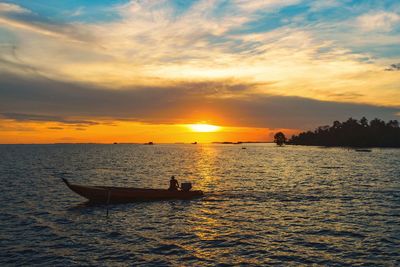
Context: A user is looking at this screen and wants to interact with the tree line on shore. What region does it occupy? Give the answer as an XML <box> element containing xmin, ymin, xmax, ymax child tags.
<box><xmin>274</xmin><ymin>117</ymin><xmax>400</xmax><ymax>147</ymax></box>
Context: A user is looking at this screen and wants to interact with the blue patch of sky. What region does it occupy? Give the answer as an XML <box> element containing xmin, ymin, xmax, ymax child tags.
<box><xmin>226</xmin><ymin>2</ymin><xmax>363</xmax><ymax>36</ymax></box>
<box><xmin>169</xmin><ymin>0</ymin><xmax>198</xmax><ymax>16</ymax></box>
<box><xmin>212</xmin><ymin>0</ymin><xmax>233</xmax><ymax>17</ymax></box>
<box><xmin>347</xmin><ymin>0</ymin><xmax>400</xmax><ymax>11</ymax></box>
<box><xmin>394</xmin><ymin>25</ymin><xmax>400</xmax><ymax>35</ymax></box>
<box><xmin>304</xmin><ymin>8</ymin><xmax>353</xmax><ymax>24</ymax></box>
<box><xmin>229</xmin><ymin>15</ymin><xmax>284</xmax><ymax>35</ymax></box>
<box><xmin>352</xmin><ymin>44</ymin><xmax>400</xmax><ymax>59</ymax></box>
<box><xmin>229</xmin><ymin>0</ymin><xmax>399</xmax><ymax>36</ymax></box>
<box><xmin>3</xmin><ymin>0</ymin><xmax>129</xmax><ymax>23</ymax></box>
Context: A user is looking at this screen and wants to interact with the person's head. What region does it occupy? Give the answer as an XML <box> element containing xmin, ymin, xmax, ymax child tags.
<box><xmin>171</xmin><ymin>175</ymin><xmax>175</xmax><ymax>180</ymax></box>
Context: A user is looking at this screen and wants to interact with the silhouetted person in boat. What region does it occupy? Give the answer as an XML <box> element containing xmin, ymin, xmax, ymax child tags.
<box><xmin>169</xmin><ymin>176</ymin><xmax>180</xmax><ymax>191</ymax></box>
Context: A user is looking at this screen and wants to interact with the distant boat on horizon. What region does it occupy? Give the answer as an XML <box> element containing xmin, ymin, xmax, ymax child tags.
<box><xmin>355</xmin><ymin>148</ymin><xmax>372</xmax><ymax>152</ymax></box>
<box><xmin>191</xmin><ymin>142</ymin><xmax>197</xmax><ymax>144</ymax></box>
<box><xmin>144</xmin><ymin>142</ymin><xmax>154</xmax><ymax>145</ymax></box>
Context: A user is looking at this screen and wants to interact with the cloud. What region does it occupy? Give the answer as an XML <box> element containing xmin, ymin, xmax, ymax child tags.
<box><xmin>0</xmin><ymin>3</ymin><xmax>30</xmax><ymax>14</ymax></box>
<box><xmin>67</xmin><ymin>7</ymin><xmax>85</xmax><ymax>18</ymax></box>
<box><xmin>385</xmin><ymin>63</ymin><xmax>400</xmax><ymax>71</ymax></box>
<box><xmin>0</xmin><ymin>72</ymin><xmax>398</xmax><ymax>129</ymax></box>
<box><xmin>0</xmin><ymin>3</ymin><xmax>95</xmax><ymax>43</ymax></box>
<box><xmin>325</xmin><ymin>92</ymin><xmax>364</xmax><ymax>100</ymax></box>
<box><xmin>0</xmin><ymin>0</ymin><xmax>399</xmax><ymax>123</ymax></box>
<box><xmin>357</xmin><ymin>11</ymin><xmax>400</xmax><ymax>32</ymax></box>
<box><xmin>0</xmin><ymin>124</ymin><xmax>34</xmax><ymax>132</ymax></box>
<box><xmin>308</xmin><ymin>0</ymin><xmax>341</xmax><ymax>12</ymax></box>
<box><xmin>233</xmin><ymin>0</ymin><xmax>301</xmax><ymax>13</ymax></box>
<box><xmin>1</xmin><ymin>112</ymin><xmax>98</xmax><ymax>126</ymax></box>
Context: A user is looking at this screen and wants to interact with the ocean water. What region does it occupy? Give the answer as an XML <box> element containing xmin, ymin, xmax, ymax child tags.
<box><xmin>0</xmin><ymin>144</ymin><xmax>399</xmax><ymax>266</ymax></box>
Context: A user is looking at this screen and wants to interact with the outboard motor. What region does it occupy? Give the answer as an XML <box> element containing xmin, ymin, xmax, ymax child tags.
<box><xmin>181</xmin><ymin>182</ymin><xmax>192</xmax><ymax>192</ymax></box>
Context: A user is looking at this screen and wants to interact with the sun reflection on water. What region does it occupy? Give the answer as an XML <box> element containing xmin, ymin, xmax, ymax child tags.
<box><xmin>194</xmin><ymin>144</ymin><xmax>220</xmax><ymax>189</ymax></box>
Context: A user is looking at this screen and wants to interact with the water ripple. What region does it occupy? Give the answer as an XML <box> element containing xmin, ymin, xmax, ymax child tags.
<box><xmin>0</xmin><ymin>144</ymin><xmax>399</xmax><ymax>266</ymax></box>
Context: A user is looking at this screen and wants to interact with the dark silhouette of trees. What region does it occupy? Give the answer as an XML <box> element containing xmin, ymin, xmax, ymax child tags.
<box><xmin>274</xmin><ymin>132</ymin><xmax>286</xmax><ymax>146</ymax></box>
<box><xmin>288</xmin><ymin>117</ymin><xmax>400</xmax><ymax>147</ymax></box>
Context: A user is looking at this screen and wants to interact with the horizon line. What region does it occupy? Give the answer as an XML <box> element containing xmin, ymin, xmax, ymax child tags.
<box><xmin>0</xmin><ymin>141</ymin><xmax>274</xmax><ymax>145</ymax></box>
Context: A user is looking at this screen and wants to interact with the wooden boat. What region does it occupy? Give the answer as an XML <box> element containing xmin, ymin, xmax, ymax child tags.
<box><xmin>62</xmin><ymin>178</ymin><xmax>204</xmax><ymax>203</ymax></box>
<box><xmin>355</xmin><ymin>149</ymin><xmax>372</xmax><ymax>152</ymax></box>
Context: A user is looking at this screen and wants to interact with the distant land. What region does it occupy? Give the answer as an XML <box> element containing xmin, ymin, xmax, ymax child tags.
<box><xmin>288</xmin><ymin>117</ymin><xmax>400</xmax><ymax>148</ymax></box>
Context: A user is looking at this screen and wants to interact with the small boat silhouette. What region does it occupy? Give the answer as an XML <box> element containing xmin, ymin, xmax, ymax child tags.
<box><xmin>355</xmin><ymin>149</ymin><xmax>372</xmax><ymax>152</ymax></box>
<box><xmin>62</xmin><ymin>179</ymin><xmax>203</xmax><ymax>203</ymax></box>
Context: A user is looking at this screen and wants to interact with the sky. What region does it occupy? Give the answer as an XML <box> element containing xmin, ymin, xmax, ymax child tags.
<box><xmin>0</xmin><ymin>0</ymin><xmax>399</xmax><ymax>143</ymax></box>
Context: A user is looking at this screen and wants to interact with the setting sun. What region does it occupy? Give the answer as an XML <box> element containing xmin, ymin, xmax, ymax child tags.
<box><xmin>188</xmin><ymin>124</ymin><xmax>221</xmax><ymax>133</ymax></box>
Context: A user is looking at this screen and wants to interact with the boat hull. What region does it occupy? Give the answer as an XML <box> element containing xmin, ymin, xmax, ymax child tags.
<box><xmin>62</xmin><ymin>179</ymin><xmax>203</xmax><ymax>203</ymax></box>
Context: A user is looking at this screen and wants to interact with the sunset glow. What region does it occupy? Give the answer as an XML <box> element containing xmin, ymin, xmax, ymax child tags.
<box><xmin>188</xmin><ymin>124</ymin><xmax>221</xmax><ymax>133</ymax></box>
<box><xmin>0</xmin><ymin>1</ymin><xmax>399</xmax><ymax>143</ymax></box>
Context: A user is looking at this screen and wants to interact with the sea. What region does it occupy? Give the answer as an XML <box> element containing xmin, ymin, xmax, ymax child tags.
<box><xmin>0</xmin><ymin>144</ymin><xmax>399</xmax><ymax>266</ymax></box>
